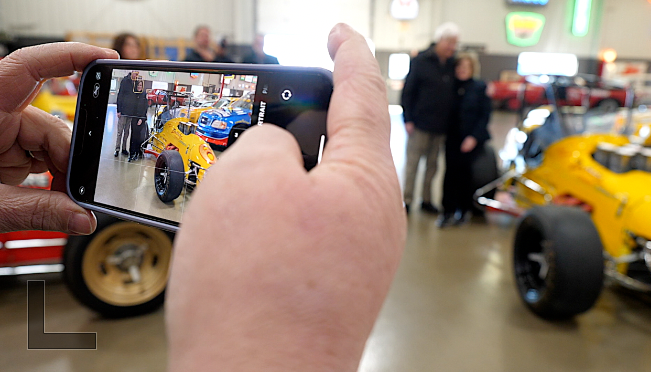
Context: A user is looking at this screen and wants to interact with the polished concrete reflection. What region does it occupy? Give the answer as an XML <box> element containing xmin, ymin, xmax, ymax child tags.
<box><xmin>1</xmin><ymin>111</ymin><xmax>651</xmax><ymax>371</ymax></box>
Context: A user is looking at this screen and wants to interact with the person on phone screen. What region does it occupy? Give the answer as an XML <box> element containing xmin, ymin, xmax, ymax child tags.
<box><xmin>437</xmin><ymin>54</ymin><xmax>491</xmax><ymax>228</ymax></box>
<box><xmin>128</xmin><ymin>79</ymin><xmax>149</xmax><ymax>162</ymax></box>
<box><xmin>115</xmin><ymin>70</ymin><xmax>140</xmax><ymax>157</ymax></box>
<box><xmin>401</xmin><ymin>22</ymin><xmax>460</xmax><ymax>215</ymax></box>
<box><xmin>0</xmin><ymin>24</ymin><xmax>405</xmax><ymax>371</ymax></box>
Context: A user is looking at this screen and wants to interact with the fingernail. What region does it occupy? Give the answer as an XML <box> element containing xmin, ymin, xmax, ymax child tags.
<box><xmin>68</xmin><ymin>212</ymin><xmax>92</xmax><ymax>235</ymax></box>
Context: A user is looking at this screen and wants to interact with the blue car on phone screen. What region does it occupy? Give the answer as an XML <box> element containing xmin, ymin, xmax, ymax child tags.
<box><xmin>197</xmin><ymin>92</ymin><xmax>254</xmax><ymax>150</ymax></box>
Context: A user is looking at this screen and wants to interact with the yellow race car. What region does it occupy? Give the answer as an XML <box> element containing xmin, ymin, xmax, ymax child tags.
<box><xmin>144</xmin><ymin>117</ymin><xmax>217</xmax><ymax>202</ymax></box>
<box><xmin>478</xmin><ymin>103</ymin><xmax>651</xmax><ymax>319</ymax></box>
<box><xmin>177</xmin><ymin>96</ymin><xmax>236</xmax><ymax>123</ymax></box>
<box><xmin>31</xmin><ymin>77</ymin><xmax>78</xmax><ymax>122</ymax></box>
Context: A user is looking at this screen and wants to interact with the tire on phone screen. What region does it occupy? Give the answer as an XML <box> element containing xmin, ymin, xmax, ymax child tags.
<box><xmin>513</xmin><ymin>206</ymin><xmax>604</xmax><ymax>319</ymax></box>
<box><xmin>154</xmin><ymin>150</ymin><xmax>185</xmax><ymax>203</ymax></box>
<box><xmin>63</xmin><ymin>213</ymin><xmax>174</xmax><ymax>318</ymax></box>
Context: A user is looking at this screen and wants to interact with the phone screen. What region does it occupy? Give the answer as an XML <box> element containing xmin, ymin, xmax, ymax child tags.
<box><xmin>68</xmin><ymin>61</ymin><xmax>332</xmax><ymax>230</ymax></box>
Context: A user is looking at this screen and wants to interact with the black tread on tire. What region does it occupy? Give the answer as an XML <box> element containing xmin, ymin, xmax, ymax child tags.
<box><xmin>63</xmin><ymin>213</ymin><xmax>175</xmax><ymax>318</ymax></box>
<box><xmin>155</xmin><ymin>150</ymin><xmax>185</xmax><ymax>203</ymax></box>
<box><xmin>513</xmin><ymin>206</ymin><xmax>604</xmax><ymax>319</ymax></box>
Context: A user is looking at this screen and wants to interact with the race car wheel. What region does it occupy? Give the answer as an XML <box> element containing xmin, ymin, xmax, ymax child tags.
<box><xmin>227</xmin><ymin>123</ymin><xmax>250</xmax><ymax>148</ymax></box>
<box><xmin>513</xmin><ymin>206</ymin><xmax>604</xmax><ymax>319</ymax></box>
<box><xmin>154</xmin><ymin>150</ymin><xmax>185</xmax><ymax>203</ymax></box>
<box><xmin>596</xmin><ymin>98</ymin><xmax>619</xmax><ymax>113</ymax></box>
<box><xmin>63</xmin><ymin>214</ymin><xmax>174</xmax><ymax>318</ymax></box>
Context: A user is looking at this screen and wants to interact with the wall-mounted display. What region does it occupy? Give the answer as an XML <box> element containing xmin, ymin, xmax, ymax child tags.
<box><xmin>505</xmin><ymin>12</ymin><xmax>546</xmax><ymax>47</ymax></box>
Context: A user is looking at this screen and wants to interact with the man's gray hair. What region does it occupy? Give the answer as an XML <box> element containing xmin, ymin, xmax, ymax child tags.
<box><xmin>433</xmin><ymin>22</ymin><xmax>461</xmax><ymax>42</ymax></box>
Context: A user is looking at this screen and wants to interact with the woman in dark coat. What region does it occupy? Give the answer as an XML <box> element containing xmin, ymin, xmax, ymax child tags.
<box><xmin>128</xmin><ymin>79</ymin><xmax>149</xmax><ymax>161</ymax></box>
<box><xmin>437</xmin><ymin>55</ymin><xmax>492</xmax><ymax>228</ymax></box>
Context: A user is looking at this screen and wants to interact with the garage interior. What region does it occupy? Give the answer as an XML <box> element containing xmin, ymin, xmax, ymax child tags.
<box><xmin>2</xmin><ymin>0</ymin><xmax>651</xmax><ymax>371</ymax></box>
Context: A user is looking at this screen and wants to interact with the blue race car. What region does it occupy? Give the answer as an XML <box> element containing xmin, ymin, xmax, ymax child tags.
<box><xmin>196</xmin><ymin>92</ymin><xmax>253</xmax><ymax>150</ymax></box>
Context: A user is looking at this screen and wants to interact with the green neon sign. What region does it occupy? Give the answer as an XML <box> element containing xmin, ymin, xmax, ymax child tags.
<box><xmin>572</xmin><ymin>0</ymin><xmax>592</xmax><ymax>37</ymax></box>
<box><xmin>505</xmin><ymin>12</ymin><xmax>546</xmax><ymax>47</ymax></box>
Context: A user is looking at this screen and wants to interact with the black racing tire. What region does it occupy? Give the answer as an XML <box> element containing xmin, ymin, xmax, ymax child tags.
<box><xmin>595</xmin><ymin>98</ymin><xmax>620</xmax><ymax>113</ymax></box>
<box><xmin>227</xmin><ymin>123</ymin><xmax>250</xmax><ymax>148</ymax></box>
<box><xmin>154</xmin><ymin>150</ymin><xmax>185</xmax><ymax>203</ymax></box>
<box><xmin>63</xmin><ymin>213</ymin><xmax>174</xmax><ymax>318</ymax></box>
<box><xmin>513</xmin><ymin>206</ymin><xmax>604</xmax><ymax>319</ymax></box>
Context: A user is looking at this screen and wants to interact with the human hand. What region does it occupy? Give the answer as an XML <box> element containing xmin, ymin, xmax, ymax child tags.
<box><xmin>0</xmin><ymin>42</ymin><xmax>118</xmax><ymax>233</ymax></box>
<box><xmin>461</xmin><ymin>135</ymin><xmax>477</xmax><ymax>153</ymax></box>
<box><xmin>405</xmin><ymin>121</ymin><xmax>415</xmax><ymax>135</ymax></box>
<box><xmin>137</xmin><ymin>119</ymin><xmax>142</xmax><ymax>125</ymax></box>
<box><xmin>117</xmin><ymin>112</ymin><xmax>121</xmax><ymax>118</ymax></box>
<box><xmin>167</xmin><ymin>23</ymin><xmax>406</xmax><ymax>372</ymax></box>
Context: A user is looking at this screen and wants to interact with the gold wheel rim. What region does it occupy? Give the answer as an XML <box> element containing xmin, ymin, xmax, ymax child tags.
<box><xmin>82</xmin><ymin>222</ymin><xmax>172</xmax><ymax>307</ymax></box>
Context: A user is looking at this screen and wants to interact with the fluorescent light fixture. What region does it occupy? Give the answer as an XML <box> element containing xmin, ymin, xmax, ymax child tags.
<box><xmin>572</xmin><ymin>0</ymin><xmax>592</xmax><ymax>37</ymax></box>
<box><xmin>264</xmin><ymin>34</ymin><xmax>375</xmax><ymax>71</ymax></box>
<box><xmin>388</xmin><ymin>53</ymin><xmax>411</xmax><ymax>80</ymax></box>
<box><xmin>517</xmin><ymin>52</ymin><xmax>578</xmax><ymax>76</ymax></box>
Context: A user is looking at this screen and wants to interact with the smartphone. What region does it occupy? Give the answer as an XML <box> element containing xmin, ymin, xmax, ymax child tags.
<box><xmin>67</xmin><ymin>60</ymin><xmax>332</xmax><ymax>231</ymax></box>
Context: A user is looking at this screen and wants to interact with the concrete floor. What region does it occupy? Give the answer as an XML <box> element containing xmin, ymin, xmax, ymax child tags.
<box><xmin>2</xmin><ymin>111</ymin><xmax>651</xmax><ymax>371</ymax></box>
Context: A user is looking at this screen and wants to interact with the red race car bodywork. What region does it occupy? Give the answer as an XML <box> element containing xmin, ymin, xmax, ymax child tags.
<box><xmin>0</xmin><ymin>173</ymin><xmax>68</xmax><ymax>275</ymax></box>
<box><xmin>487</xmin><ymin>76</ymin><xmax>629</xmax><ymax>111</ymax></box>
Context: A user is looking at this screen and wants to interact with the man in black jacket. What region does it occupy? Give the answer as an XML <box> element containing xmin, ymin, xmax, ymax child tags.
<box><xmin>401</xmin><ymin>22</ymin><xmax>460</xmax><ymax>214</ymax></box>
<box><xmin>115</xmin><ymin>71</ymin><xmax>139</xmax><ymax>157</ymax></box>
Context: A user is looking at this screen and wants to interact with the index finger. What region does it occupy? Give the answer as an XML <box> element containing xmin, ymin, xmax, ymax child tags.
<box><xmin>321</xmin><ymin>24</ymin><xmax>392</xmax><ymax>168</ymax></box>
<box><xmin>0</xmin><ymin>42</ymin><xmax>119</xmax><ymax>112</ymax></box>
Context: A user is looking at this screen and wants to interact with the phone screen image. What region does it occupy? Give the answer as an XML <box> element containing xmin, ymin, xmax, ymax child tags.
<box><xmin>68</xmin><ymin>61</ymin><xmax>332</xmax><ymax>230</ymax></box>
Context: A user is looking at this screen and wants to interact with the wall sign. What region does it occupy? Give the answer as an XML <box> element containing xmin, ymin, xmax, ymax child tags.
<box><xmin>505</xmin><ymin>12</ymin><xmax>546</xmax><ymax>47</ymax></box>
<box><xmin>506</xmin><ymin>0</ymin><xmax>549</xmax><ymax>6</ymax></box>
<box><xmin>390</xmin><ymin>0</ymin><xmax>419</xmax><ymax>20</ymax></box>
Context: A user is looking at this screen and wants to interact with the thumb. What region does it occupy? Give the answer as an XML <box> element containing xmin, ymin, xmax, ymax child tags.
<box><xmin>0</xmin><ymin>185</ymin><xmax>96</xmax><ymax>234</ymax></box>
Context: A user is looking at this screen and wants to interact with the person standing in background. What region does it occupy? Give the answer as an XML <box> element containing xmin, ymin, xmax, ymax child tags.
<box><xmin>112</xmin><ymin>33</ymin><xmax>143</xmax><ymax>157</ymax></box>
<box><xmin>401</xmin><ymin>22</ymin><xmax>460</xmax><ymax>215</ymax></box>
<box><xmin>242</xmin><ymin>34</ymin><xmax>279</xmax><ymax>64</ymax></box>
<box><xmin>112</xmin><ymin>33</ymin><xmax>142</xmax><ymax>60</ymax></box>
<box><xmin>185</xmin><ymin>25</ymin><xmax>232</xmax><ymax>63</ymax></box>
<box><xmin>437</xmin><ymin>54</ymin><xmax>492</xmax><ymax>228</ymax></box>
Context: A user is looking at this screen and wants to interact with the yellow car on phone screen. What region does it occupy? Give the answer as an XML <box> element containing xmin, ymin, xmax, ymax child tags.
<box><xmin>144</xmin><ymin>116</ymin><xmax>217</xmax><ymax>203</ymax></box>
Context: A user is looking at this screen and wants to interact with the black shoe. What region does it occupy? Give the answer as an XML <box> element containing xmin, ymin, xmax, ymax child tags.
<box><xmin>421</xmin><ymin>202</ymin><xmax>439</xmax><ymax>214</ymax></box>
<box><xmin>436</xmin><ymin>210</ymin><xmax>468</xmax><ymax>228</ymax></box>
<box><xmin>114</xmin><ymin>150</ymin><xmax>119</xmax><ymax>157</ymax></box>
<box><xmin>128</xmin><ymin>154</ymin><xmax>136</xmax><ymax>162</ymax></box>
<box><xmin>121</xmin><ymin>149</ymin><xmax>129</xmax><ymax>156</ymax></box>
<box><xmin>436</xmin><ymin>213</ymin><xmax>456</xmax><ymax>228</ymax></box>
